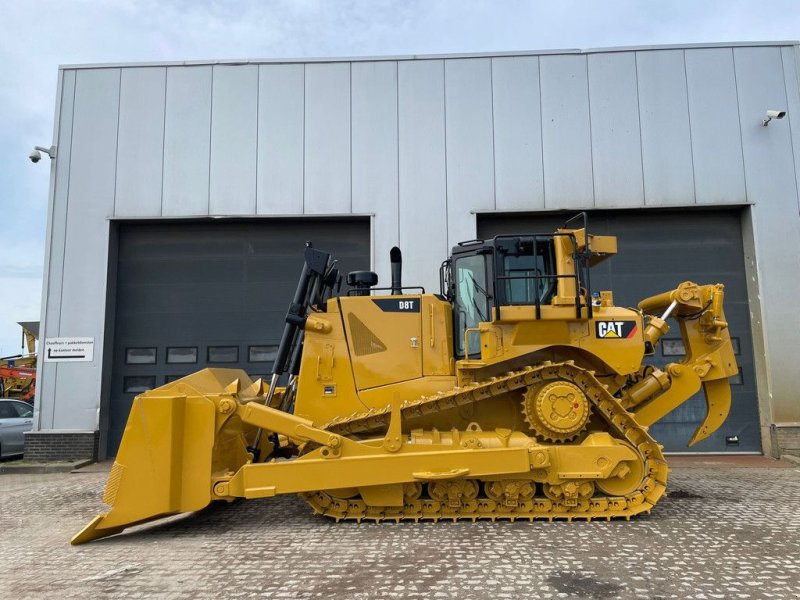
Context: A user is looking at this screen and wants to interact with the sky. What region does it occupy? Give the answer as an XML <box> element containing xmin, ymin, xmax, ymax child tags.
<box><xmin>0</xmin><ymin>0</ymin><xmax>798</xmax><ymax>356</ymax></box>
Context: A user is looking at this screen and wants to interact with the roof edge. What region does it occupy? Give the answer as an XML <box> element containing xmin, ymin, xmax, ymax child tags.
<box><xmin>59</xmin><ymin>40</ymin><xmax>800</xmax><ymax>70</ymax></box>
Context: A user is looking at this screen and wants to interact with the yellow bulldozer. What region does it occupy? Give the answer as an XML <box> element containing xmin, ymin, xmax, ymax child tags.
<box><xmin>73</xmin><ymin>213</ymin><xmax>738</xmax><ymax>544</ymax></box>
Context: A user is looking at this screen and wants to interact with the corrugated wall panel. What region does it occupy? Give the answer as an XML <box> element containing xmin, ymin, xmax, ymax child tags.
<box><xmin>304</xmin><ymin>63</ymin><xmax>351</xmax><ymax>214</ymax></box>
<box><xmin>114</xmin><ymin>67</ymin><xmax>166</xmax><ymax>217</ymax></box>
<box><xmin>540</xmin><ymin>55</ymin><xmax>594</xmax><ymax>208</ymax></box>
<box><xmin>39</xmin><ymin>69</ymin><xmax>76</xmax><ymax>429</ymax></box>
<box><xmin>162</xmin><ymin>66</ymin><xmax>212</xmax><ymax>216</ymax></box>
<box><xmin>636</xmin><ymin>50</ymin><xmax>696</xmax><ymax>205</ymax></box>
<box><xmin>685</xmin><ymin>49</ymin><xmax>746</xmax><ymax>204</ymax></box>
<box><xmin>444</xmin><ymin>58</ymin><xmax>495</xmax><ymax>246</ymax></box>
<box><xmin>257</xmin><ymin>64</ymin><xmax>304</xmax><ymax>214</ymax></box>
<box><xmin>55</xmin><ymin>68</ymin><xmax>120</xmax><ymax>429</ymax></box>
<box><xmin>351</xmin><ymin>61</ymin><xmax>399</xmax><ymax>281</ymax></box>
<box><xmin>398</xmin><ymin>60</ymin><xmax>448</xmax><ymax>293</ymax></box>
<box><xmin>210</xmin><ymin>65</ymin><xmax>258</xmax><ymax>215</ymax></box>
<box><xmin>734</xmin><ymin>46</ymin><xmax>800</xmax><ymax>423</ymax></box>
<box><xmin>588</xmin><ymin>53</ymin><xmax>645</xmax><ymax>207</ymax></box>
<box><xmin>491</xmin><ymin>56</ymin><xmax>544</xmax><ymax>211</ymax></box>
<box><xmin>782</xmin><ymin>46</ymin><xmax>800</xmax><ymax>215</ymax></box>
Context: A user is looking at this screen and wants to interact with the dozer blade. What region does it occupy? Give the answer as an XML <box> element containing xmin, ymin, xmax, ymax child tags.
<box><xmin>72</xmin><ymin>369</ymin><xmax>254</xmax><ymax>545</ymax></box>
<box><xmin>688</xmin><ymin>378</ymin><xmax>732</xmax><ymax>447</ymax></box>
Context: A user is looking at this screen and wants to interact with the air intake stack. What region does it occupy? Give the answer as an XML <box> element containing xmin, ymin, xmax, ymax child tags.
<box><xmin>390</xmin><ymin>247</ymin><xmax>402</xmax><ymax>295</ymax></box>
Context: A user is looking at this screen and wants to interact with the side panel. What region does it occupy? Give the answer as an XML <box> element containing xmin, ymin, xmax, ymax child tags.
<box><xmin>540</xmin><ymin>55</ymin><xmax>594</xmax><ymax>209</ymax></box>
<box><xmin>636</xmin><ymin>50</ymin><xmax>695</xmax><ymax>206</ymax></box>
<box><xmin>341</xmin><ymin>296</ymin><xmax>422</xmax><ymax>390</ymax></box>
<box><xmin>684</xmin><ymin>49</ymin><xmax>747</xmax><ymax>205</ymax></box>
<box><xmin>304</xmin><ymin>63</ymin><xmax>351</xmax><ymax>214</ymax></box>
<box><xmin>421</xmin><ymin>296</ymin><xmax>454</xmax><ymax>377</ymax></box>
<box><xmin>162</xmin><ymin>66</ymin><xmax>212</xmax><ymax>216</ymax></box>
<box><xmin>115</xmin><ymin>67</ymin><xmax>166</xmax><ymax>217</ymax></box>
<box><xmin>210</xmin><ymin>65</ymin><xmax>258</xmax><ymax>215</ymax></box>
<box><xmin>257</xmin><ymin>64</ymin><xmax>305</xmax><ymax>215</ymax></box>
<box><xmin>492</xmin><ymin>56</ymin><xmax>544</xmax><ymax>211</ymax></box>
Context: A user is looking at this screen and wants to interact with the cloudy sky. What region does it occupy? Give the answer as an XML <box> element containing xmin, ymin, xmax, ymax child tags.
<box><xmin>1</xmin><ymin>0</ymin><xmax>798</xmax><ymax>356</ymax></box>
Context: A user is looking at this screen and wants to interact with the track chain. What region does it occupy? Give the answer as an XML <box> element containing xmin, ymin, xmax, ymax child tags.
<box><xmin>304</xmin><ymin>361</ymin><xmax>668</xmax><ymax>522</ymax></box>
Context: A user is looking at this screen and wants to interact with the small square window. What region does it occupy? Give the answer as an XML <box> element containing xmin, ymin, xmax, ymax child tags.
<box><xmin>167</xmin><ymin>347</ymin><xmax>198</xmax><ymax>364</ymax></box>
<box><xmin>249</xmin><ymin>345</ymin><xmax>278</xmax><ymax>363</ymax></box>
<box><xmin>661</xmin><ymin>339</ymin><xmax>685</xmax><ymax>356</ymax></box>
<box><xmin>124</xmin><ymin>376</ymin><xmax>156</xmax><ymax>393</ymax></box>
<box><xmin>208</xmin><ymin>346</ymin><xmax>238</xmax><ymax>363</ymax></box>
<box><xmin>731</xmin><ymin>368</ymin><xmax>743</xmax><ymax>385</ymax></box>
<box><xmin>165</xmin><ymin>374</ymin><xmax>183</xmax><ymax>384</ymax></box>
<box><xmin>126</xmin><ymin>347</ymin><xmax>156</xmax><ymax>365</ymax></box>
<box><xmin>731</xmin><ymin>337</ymin><xmax>741</xmax><ymax>355</ymax></box>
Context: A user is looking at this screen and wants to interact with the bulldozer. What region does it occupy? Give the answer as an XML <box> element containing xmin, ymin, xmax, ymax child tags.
<box><xmin>73</xmin><ymin>213</ymin><xmax>738</xmax><ymax>544</ymax></box>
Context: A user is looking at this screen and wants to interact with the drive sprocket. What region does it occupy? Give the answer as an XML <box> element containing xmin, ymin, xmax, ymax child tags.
<box><xmin>522</xmin><ymin>380</ymin><xmax>591</xmax><ymax>442</ymax></box>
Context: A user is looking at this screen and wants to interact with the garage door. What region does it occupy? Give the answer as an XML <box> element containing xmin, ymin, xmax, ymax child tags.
<box><xmin>107</xmin><ymin>219</ymin><xmax>370</xmax><ymax>456</ymax></box>
<box><xmin>477</xmin><ymin>209</ymin><xmax>758</xmax><ymax>453</ymax></box>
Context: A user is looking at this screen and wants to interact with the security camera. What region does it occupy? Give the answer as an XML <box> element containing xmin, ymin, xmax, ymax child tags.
<box><xmin>762</xmin><ymin>110</ymin><xmax>787</xmax><ymax>126</ymax></box>
<box><xmin>29</xmin><ymin>145</ymin><xmax>56</xmax><ymax>163</ymax></box>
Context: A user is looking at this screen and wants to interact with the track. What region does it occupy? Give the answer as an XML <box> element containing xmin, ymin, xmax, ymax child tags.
<box><xmin>303</xmin><ymin>362</ymin><xmax>668</xmax><ymax>522</ymax></box>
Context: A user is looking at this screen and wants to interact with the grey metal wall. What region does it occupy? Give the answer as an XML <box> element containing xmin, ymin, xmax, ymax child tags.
<box><xmin>36</xmin><ymin>43</ymin><xmax>800</xmax><ymax>450</ymax></box>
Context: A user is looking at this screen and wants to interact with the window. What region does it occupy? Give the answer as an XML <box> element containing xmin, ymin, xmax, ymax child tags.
<box><xmin>11</xmin><ymin>402</ymin><xmax>33</xmax><ymax>418</ymax></box>
<box><xmin>249</xmin><ymin>345</ymin><xmax>278</xmax><ymax>363</ymax></box>
<box><xmin>0</xmin><ymin>402</ymin><xmax>16</xmax><ymax>419</ymax></box>
<box><xmin>167</xmin><ymin>347</ymin><xmax>197</xmax><ymax>364</ymax></box>
<box><xmin>123</xmin><ymin>376</ymin><xmax>156</xmax><ymax>393</ymax></box>
<box><xmin>731</xmin><ymin>368</ymin><xmax>744</xmax><ymax>385</ymax></box>
<box><xmin>125</xmin><ymin>347</ymin><xmax>157</xmax><ymax>365</ymax></box>
<box><xmin>208</xmin><ymin>346</ymin><xmax>238</xmax><ymax>363</ymax></box>
<box><xmin>165</xmin><ymin>375</ymin><xmax>183</xmax><ymax>384</ymax></box>
<box><xmin>454</xmin><ymin>254</ymin><xmax>489</xmax><ymax>356</ymax></box>
<box><xmin>731</xmin><ymin>337</ymin><xmax>741</xmax><ymax>355</ymax></box>
<box><xmin>502</xmin><ymin>245</ymin><xmax>556</xmax><ymax>306</ymax></box>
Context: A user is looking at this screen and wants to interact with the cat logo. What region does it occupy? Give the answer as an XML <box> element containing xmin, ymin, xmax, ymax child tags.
<box><xmin>596</xmin><ymin>321</ymin><xmax>638</xmax><ymax>339</ymax></box>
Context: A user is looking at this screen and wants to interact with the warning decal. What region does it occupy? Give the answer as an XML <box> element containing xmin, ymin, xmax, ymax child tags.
<box><xmin>595</xmin><ymin>321</ymin><xmax>638</xmax><ymax>340</ymax></box>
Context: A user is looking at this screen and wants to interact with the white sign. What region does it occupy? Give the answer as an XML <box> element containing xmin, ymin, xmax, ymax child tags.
<box><xmin>44</xmin><ymin>337</ymin><xmax>95</xmax><ymax>362</ymax></box>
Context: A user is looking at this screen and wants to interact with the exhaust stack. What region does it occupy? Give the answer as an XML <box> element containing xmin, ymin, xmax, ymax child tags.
<box><xmin>390</xmin><ymin>247</ymin><xmax>402</xmax><ymax>295</ymax></box>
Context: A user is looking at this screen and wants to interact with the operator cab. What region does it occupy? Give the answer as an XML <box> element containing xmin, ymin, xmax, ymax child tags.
<box><xmin>441</xmin><ymin>213</ymin><xmax>615</xmax><ymax>357</ymax></box>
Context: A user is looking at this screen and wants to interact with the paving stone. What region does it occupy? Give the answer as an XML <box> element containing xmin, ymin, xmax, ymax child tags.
<box><xmin>0</xmin><ymin>463</ymin><xmax>799</xmax><ymax>599</ymax></box>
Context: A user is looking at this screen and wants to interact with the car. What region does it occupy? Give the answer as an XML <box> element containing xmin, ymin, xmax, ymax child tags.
<box><xmin>0</xmin><ymin>399</ymin><xmax>33</xmax><ymax>458</ymax></box>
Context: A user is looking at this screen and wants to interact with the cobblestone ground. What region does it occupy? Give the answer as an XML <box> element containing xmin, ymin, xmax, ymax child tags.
<box><xmin>1</xmin><ymin>458</ymin><xmax>799</xmax><ymax>599</ymax></box>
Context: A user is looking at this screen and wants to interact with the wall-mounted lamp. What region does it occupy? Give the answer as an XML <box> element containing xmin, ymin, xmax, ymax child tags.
<box><xmin>762</xmin><ymin>110</ymin><xmax>786</xmax><ymax>126</ymax></box>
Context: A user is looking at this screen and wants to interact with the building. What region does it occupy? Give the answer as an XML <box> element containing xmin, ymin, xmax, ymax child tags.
<box><xmin>27</xmin><ymin>41</ymin><xmax>800</xmax><ymax>462</ymax></box>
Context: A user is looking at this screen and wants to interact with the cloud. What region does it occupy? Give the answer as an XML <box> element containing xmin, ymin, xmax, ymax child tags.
<box><xmin>0</xmin><ymin>0</ymin><xmax>798</xmax><ymax>353</ymax></box>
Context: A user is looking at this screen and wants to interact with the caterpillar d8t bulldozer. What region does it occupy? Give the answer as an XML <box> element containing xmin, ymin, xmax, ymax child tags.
<box><xmin>73</xmin><ymin>214</ymin><xmax>738</xmax><ymax>544</ymax></box>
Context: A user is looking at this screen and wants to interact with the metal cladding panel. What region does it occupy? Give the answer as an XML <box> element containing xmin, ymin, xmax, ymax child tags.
<box><xmin>782</xmin><ymin>46</ymin><xmax>800</xmax><ymax>216</ymax></box>
<box><xmin>491</xmin><ymin>56</ymin><xmax>544</xmax><ymax>211</ymax></box>
<box><xmin>162</xmin><ymin>66</ymin><xmax>212</xmax><ymax>216</ymax></box>
<box><xmin>210</xmin><ymin>65</ymin><xmax>258</xmax><ymax>215</ymax></box>
<box><xmin>55</xmin><ymin>68</ymin><xmax>120</xmax><ymax>430</ymax></box>
<box><xmin>257</xmin><ymin>64</ymin><xmax>304</xmax><ymax>214</ymax></box>
<box><xmin>304</xmin><ymin>63</ymin><xmax>351</xmax><ymax>214</ymax></box>
<box><xmin>444</xmin><ymin>58</ymin><xmax>495</xmax><ymax>246</ymax></box>
<box><xmin>685</xmin><ymin>49</ymin><xmax>747</xmax><ymax>204</ymax></box>
<box><xmin>351</xmin><ymin>61</ymin><xmax>399</xmax><ymax>281</ymax></box>
<box><xmin>588</xmin><ymin>53</ymin><xmax>645</xmax><ymax>207</ymax></box>
<box><xmin>115</xmin><ymin>67</ymin><xmax>166</xmax><ymax>217</ymax></box>
<box><xmin>39</xmin><ymin>69</ymin><xmax>76</xmax><ymax>429</ymax></box>
<box><xmin>636</xmin><ymin>50</ymin><xmax>696</xmax><ymax>205</ymax></box>
<box><xmin>734</xmin><ymin>46</ymin><xmax>800</xmax><ymax>423</ymax></box>
<box><xmin>540</xmin><ymin>55</ymin><xmax>594</xmax><ymax>208</ymax></box>
<box><xmin>398</xmin><ymin>60</ymin><xmax>448</xmax><ymax>294</ymax></box>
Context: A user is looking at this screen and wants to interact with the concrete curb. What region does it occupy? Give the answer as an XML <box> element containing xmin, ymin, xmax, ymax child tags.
<box><xmin>0</xmin><ymin>459</ymin><xmax>94</xmax><ymax>474</ymax></box>
<box><xmin>781</xmin><ymin>454</ymin><xmax>800</xmax><ymax>466</ymax></box>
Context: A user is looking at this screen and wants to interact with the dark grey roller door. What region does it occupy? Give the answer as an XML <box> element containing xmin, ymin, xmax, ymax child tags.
<box><xmin>477</xmin><ymin>209</ymin><xmax>758</xmax><ymax>453</ymax></box>
<box><xmin>107</xmin><ymin>218</ymin><xmax>370</xmax><ymax>456</ymax></box>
